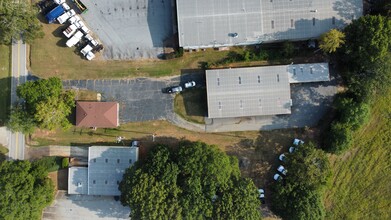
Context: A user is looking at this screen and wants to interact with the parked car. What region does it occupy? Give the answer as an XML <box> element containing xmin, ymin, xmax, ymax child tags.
<box><xmin>277</xmin><ymin>165</ymin><xmax>287</xmax><ymax>175</ymax></box>
<box><xmin>258</xmin><ymin>188</ymin><xmax>265</xmax><ymax>204</ymax></box>
<box><xmin>293</xmin><ymin>138</ymin><xmax>304</xmax><ymax>146</ymax></box>
<box><xmin>274</xmin><ymin>173</ymin><xmax>282</xmax><ymax>181</ymax></box>
<box><xmin>289</xmin><ymin>146</ymin><xmax>296</xmax><ymax>153</ymax></box>
<box><xmin>279</xmin><ymin>153</ymin><xmax>286</xmax><ymax>162</ymax></box>
<box><xmin>167</xmin><ymin>86</ymin><xmax>182</xmax><ymax>93</ymax></box>
<box><xmin>184</xmin><ymin>81</ymin><xmax>196</xmax><ymax>88</ymax></box>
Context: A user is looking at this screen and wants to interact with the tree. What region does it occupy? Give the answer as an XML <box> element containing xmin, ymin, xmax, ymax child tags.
<box><xmin>319</xmin><ymin>29</ymin><xmax>345</xmax><ymax>53</ymax></box>
<box><xmin>335</xmin><ymin>97</ymin><xmax>370</xmax><ymax>130</ymax></box>
<box><xmin>342</xmin><ymin>15</ymin><xmax>391</xmax><ymax>71</ymax></box>
<box><xmin>213</xmin><ymin>177</ymin><xmax>261</xmax><ymax>220</ymax></box>
<box><xmin>0</xmin><ymin>1</ymin><xmax>43</xmax><ymax>45</ymax></box>
<box><xmin>271</xmin><ymin>143</ymin><xmax>330</xmax><ymax>220</ymax></box>
<box><xmin>7</xmin><ymin>105</ymin><xmax>36</xmax><ymax>134</ymax></box>
<box><xmin>0</xmin><ymin>160</ymin><xmax>54</xmax><ymax>220</ymax></box>
<box><xmin>119</xmin><ymin>142</ymin><xmax>261</xmax><ymax>220</ymax></box>
<box><xmin>324</xmin><ymin>122</ymin><xmax>353</xmax><ymax>154</ymax></box>
<box><xmin>12</xmin><ymin>77</ymin><xmax>75</xmax><ymax>132</ymax></box>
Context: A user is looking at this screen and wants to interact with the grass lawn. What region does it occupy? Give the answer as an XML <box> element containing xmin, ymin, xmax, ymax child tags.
<box><xmin>174</xmin><ymin>88</ymin><xmax>207</xmax><ymax>124</ymax></box>
<box><xmin>324</xmin><ymin>90</ymin><xmax>391</xmax><ymax>219</ymax></box>
<box><xmin>73</xmin><ymin>89</ymin><xmax>98</xmax><ymax>101</ymax></box>
<box><xmin>29</xmin><ymin>19</ymin><xmax>322</xmax><ymax>80</ymax></box>
<box><xmin>0</xmin><ymin>45</ymin><xmax>11</xmax><ymax>125</ymax></box>
<box><xmin>30</xmin><ymin>19</ymin><xmax>241</xmax><ymax>79</ymax></box>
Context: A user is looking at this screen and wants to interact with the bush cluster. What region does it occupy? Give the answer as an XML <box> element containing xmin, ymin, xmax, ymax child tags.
<box><xmin>323</xmin><ymin>96</ymin><xmax>370</xmax><ymax>154</ymax></box>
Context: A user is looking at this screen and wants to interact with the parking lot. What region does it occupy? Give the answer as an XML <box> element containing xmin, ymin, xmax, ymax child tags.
<box><xmin>81</xmin><ymin>0</ymin><xmax>174</xmax><ymax>59</ymax></box>
<box><xmin>43</xmin><ymin>191</ymin><xmax>130</xmax><ymax>220</ymax></box>
<box><xmin>63</xmin><ymin>73</ymin><xmax>204</xmax><ymax>123</ymax></box>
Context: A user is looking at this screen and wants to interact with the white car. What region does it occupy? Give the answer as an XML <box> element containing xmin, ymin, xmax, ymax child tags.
<box><xmin>258</xmin><ymin>188</ymin><xmax>265</xmax><ymax>204</ymax></box>
<box><xmin>293</xmin><ymin>138</ymin><xmax>304</xmax><ymax>146</ymax></box>
<box><xmin>289</xmin><ymin>146</ymin><xmax>296</xmax><ymax>153</ymax></box>
<box><xmin>279</xmin><ymin>153</ymin><xmax>286</xmax><ymax>162</ymax></box>
<box><xmin>277</xmin><ymin>165</ymin><xmax>287</xmax><ymax>175</ymax></box>
<box><xmin>184</xmin><ymin>81</ymin><xmax>196</xmax><ymax>88</ymax></box>
<box><xmin>274</xmin><ymin>173</ymin><xmax>282</xmax><ymax>181</ymax></box>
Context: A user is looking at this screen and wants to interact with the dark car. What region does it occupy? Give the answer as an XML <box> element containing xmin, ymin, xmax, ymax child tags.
<box><xmin>167</xmin><ymin>86</ymin><xmax>183</xmax><ymax>93</ymax></box>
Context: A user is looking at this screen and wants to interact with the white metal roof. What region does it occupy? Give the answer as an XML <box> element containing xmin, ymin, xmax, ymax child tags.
<box><xmin>68</xmin><ymin>167</ymin><xmax>88</xmax><ymax>195</ymax></box>
<box><xmin>87</xmin><ymin>146</ymin><xmax>138</xmax><ymax>196</ymax></box>
<box><xmin>206</xmin><ymin>63</ymin><xmax>330</xmax><ymax>118</ymax></box>
<box><xmin>287</xmin><ymin>63</ymin><xmax>330</xmax><ymax>83</ymax></box>
<box><xmin>176</xmin><ymin>0</ymin><xmax>363</xmax><ymax>49</ymax></box>
<box><xmin>206</xmin><ymin>66</ymin><xmax>292</xmax><ymax>118</ymax></box>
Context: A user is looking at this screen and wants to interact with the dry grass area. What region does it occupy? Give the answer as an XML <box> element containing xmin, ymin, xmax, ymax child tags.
<box><xmin>29</xmin><ymin>120</ymin><xmax>313</xmax><ymax>189</ymax></box>
<box><xmin>48</xmin><ymin>169</ymin><xmax>68</xmax><ymax>191</ymax></box>
<box><xmin>73</xmin><ymin>89</ymin><xmax>98</xmax><ymax>101</ymax></box>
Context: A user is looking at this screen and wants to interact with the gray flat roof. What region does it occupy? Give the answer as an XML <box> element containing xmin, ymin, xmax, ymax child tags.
<box><xmin>68</xmin><ymin>167</ymin><xmax>88</xmax><ymax>195</ymax></box>
<box><xmin>206</xmin><ymin>66</ymin><xmax>292</xmax><ymax>118</ymax></box>
<box><xmin>177</xmin><ymin>0</ymin><xmax>363</xmax><ymax>49</ymax></box>
<box><xmin>87</xmin><ymin>146</ymin><xmax>138</xmax><ymax>196</ymax></box>
<box><xmin>287</xmin><ymin>63</ymin><xmax>330</xmax><ymax>83</ymax></box>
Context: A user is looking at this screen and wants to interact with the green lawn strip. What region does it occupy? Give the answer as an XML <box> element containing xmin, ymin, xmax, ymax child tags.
<box><xmin>0</xmin><ymin>45</ymin><xmax>11</xmax><ymax>124</ymax></box>
<box><xmin>325</xmin><ymin>90</ymin><xmax>391</xmax><ymax>219</ymax></box>
<box><xmin>0</xmin><ymin>144</ymin><xmax>8</xmax><ymax>154</ymax></box>
<box><xmin>174</xmin><ymin>89</ymin><xmax>207</xmax><ymax>124</ymax></box>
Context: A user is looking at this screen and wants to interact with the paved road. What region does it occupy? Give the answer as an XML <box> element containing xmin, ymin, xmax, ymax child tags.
<box><xmin>7</xmin><ymin>40</ymin><xmax>27</xmax><ymax>160</ymax></box>
<box><xmin>63</xmin><ymin>72</ymin><xmax>205</xmax><ymax>123</ymax></box>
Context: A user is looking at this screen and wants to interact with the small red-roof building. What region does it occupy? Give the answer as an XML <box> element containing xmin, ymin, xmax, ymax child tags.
<box><xmin>76</xmin><ymin>102</ymin><xmax>119</xmax><ymax>128</ymax></box>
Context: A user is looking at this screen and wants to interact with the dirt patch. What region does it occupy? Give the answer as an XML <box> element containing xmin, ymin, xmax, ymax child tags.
<box><xmin>48</xmin><ymin>169</ymin><xmax>68</xmax><ymax>191</ymax></box>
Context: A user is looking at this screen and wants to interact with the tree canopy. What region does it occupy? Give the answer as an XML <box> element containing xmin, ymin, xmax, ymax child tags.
<box><xmin>119</xmin><ymin>142</ymin><xmax>261</xmax><ymax>220</ymax></box>
<box><xmin>0</xmin><ymin>160</ymin><xmax>54</xmax><ymax>220</ymax></box>
<box><xmin>271</xmin><ymin>143</ymin><xmax>330</xmax><ymax>220</ymax></box>
<box><xmin>8</xmin><ymin>77</ymin><xmax>75</xmax><ymax>133</ymax></box>
<box><xmin>0</xmin><ymin>0</ymin><xmax>43</xmax><ymax>44</ymax></box>
<box><xmin>342</xmin><ymin>15</ymin><xmax>391</xmax><ymax>71</ymax></box>
<box><xmin>319</xmin><ymin>29</ymin><xmax>345</xmax><ymax>53</ymax></box>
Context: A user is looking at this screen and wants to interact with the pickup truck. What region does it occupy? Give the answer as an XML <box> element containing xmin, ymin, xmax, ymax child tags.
<box><xmin>66</xmin><ymin>31</ymin><xmax>83</xmax><ymax>47</ymax></box>
<box><xmin>57</xmin><ymin>9</ymin><xmax>76</xmax><ymax>24</ymax></box>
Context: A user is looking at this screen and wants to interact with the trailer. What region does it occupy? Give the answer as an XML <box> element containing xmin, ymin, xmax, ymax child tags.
<box><xmin>66</xmin><ymin>31</ymin><xmax>83</xmax><ymax>47</ymax></box>
<box><xmin>57</xmin><ymin>9</ymin><xmax>76</xmax><ymax>24</ymax></box>
<box><xmin>45</xmin><ymin>4</ymin><xmax>65</xmax><ymax>23</ymax></box>
<box><xmin>63</xmin><ymin>24</ymin><xmax>78</xmax><ymax>38</ymax></box>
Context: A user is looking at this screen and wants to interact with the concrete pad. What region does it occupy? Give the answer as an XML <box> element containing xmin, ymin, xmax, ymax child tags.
<box><xmin>43</xmin><ymin>191</ymin><xmax>130</xmax><ymax>220</ymax></box>
<box><xmin>0</xmin><ymin>127</ymin><xmax>9</xmax><ymax>147</ymax></box>
<box><xmin>81</xmin><ymin>0</ymin><xmax>173</xmax><ymax>60</ymax></box>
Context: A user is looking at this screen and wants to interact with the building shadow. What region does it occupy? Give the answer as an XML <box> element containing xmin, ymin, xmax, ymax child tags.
<box><xmin>147</xmin><ymin>0</ymin><xmax>174</xmax><ymax>52</ymax></box>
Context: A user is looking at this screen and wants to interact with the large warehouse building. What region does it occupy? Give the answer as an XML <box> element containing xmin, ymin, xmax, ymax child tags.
<box><xmin>176</xmin><ymin>0</ymin><xmax>363</xmax><ymax>49</ymax></box>
<box><xmin>206</xmin><ymin>63</ymin><xmax>330</xmax><ymax>119</ymax></box>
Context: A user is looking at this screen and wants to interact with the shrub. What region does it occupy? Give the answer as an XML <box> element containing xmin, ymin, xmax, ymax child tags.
<box><xmin>32</xmin><ymin>156</ymin><xmax>64</xmax><ymax>172</ymax></box>
<box><xmin>61</xmin><ymin>158</ymin><xmax>69</xmax><ymax>168</ymax></box>
<box><xmin>282</xmin><ymin>41</ymin><xmax>295</xmax><ymax>58</ymax></box>
<box><xmin>175</xmin><ymin>47</ymin><xmax>184</xmax><ymax>58</ymax></box>
<box><xmin>323</xmin><ymin>122</ymin><xmax>353</xmax><ymax>154</ymax></box>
